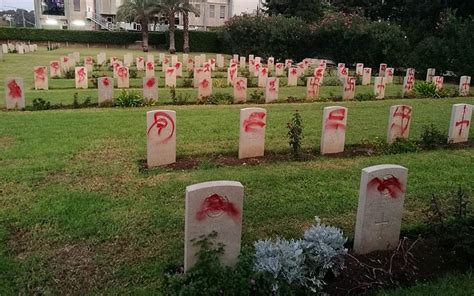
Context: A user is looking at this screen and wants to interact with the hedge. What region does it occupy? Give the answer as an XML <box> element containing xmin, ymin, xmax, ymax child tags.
<box><xmin>0</xmin><ymin>27</ymin><xmax>221</xmax><ymax>52</ymax></box>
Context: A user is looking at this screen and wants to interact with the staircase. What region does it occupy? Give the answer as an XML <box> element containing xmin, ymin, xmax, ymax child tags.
<box><xmin>86</xmin><ymin>12</ymin><xmax>118</xmax><ymax>31</ymax></box>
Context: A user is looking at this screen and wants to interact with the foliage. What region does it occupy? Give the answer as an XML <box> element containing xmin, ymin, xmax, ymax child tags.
<box><xmin>115</xmin><ymin>90</ymin><xmax>144</xmax><ymax>107</ymax></box>
<box><xmin>198</xmin><ymin>93</ymin><xmax>233</xmax><ymax>105</ymax></box>
<box><xmin>420</xmin><ymin>124</ymin><xmax>447</xmax><ymax>148</ymax></box>
<box><xmin>64</xmin><ymin>69</ymin><xmax>75</xmax><ymax>79</ymax></box>
<box><xmin>425</xmin><ymin>188</ymin><xmax>474</xmax><ymax>264</ymax></box>
<box><xmin>72</xmin><ymin>93</ymin><xmax>94</xmax><ymax>109</ymax></box>
<box><xmin>263</xmin><ymin>0</ymin><xmax>329</xmax><ymax>23</ymax></box>
<box><xmin>355</xmin><ymin>92</ymin><xmax>376</xmax><ymax>101</ymax></box>
<box><xmin>170</xmin><ymin>88</ymin><xmax>190</xmax><ymax>105</ymax></box>
<box><xmin>249</xmin><ymin>90</ymin><xmax>265</xmax><ymax>104</ymax></box>
<box><xmin>287</xmin><ymin>111</ymin><xmax>304</xmax><ymax>159</ymax></box>
<box><xmin>30</xmin><ymin>98</ymin><xmax>51</xmax><ymax>111</ymax></box>
<box><xmin>254</xmin><ymin>217</ymin><xmax>347</xmax><ymax>293</ymax></box>
<box><xmin>413</xmin><ymin>81</ymin><xmax>438</xmax><ymax>98</ymax></box>
<box><xmin>384</xmin><ymin>138</ymin><xmax>420</xmax><ymax>154</ymax></box>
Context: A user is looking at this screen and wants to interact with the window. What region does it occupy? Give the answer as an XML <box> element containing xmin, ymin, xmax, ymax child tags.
<box><xmin>41</xmin><ymin>0</ymin><xmax>65</xmax><ymax>16</ymax></box>
<box><xmin>209</xmin><ymin>5</ymin><xmax>215</xmax><ymax>18</ymax></box>
<box><xmin>73</xmin><ymin>0</ymin><xmax>81</xmax><ymax>11</ymax></box>
<box><xmin>194</xmin><ymin>4</ymin><xmax>200</xmax><ymax>18</ymax></box>
<box><xmin>220</xmin><ymin>6</ymin><xmax>225</xmax><ymax>19</ymax></box>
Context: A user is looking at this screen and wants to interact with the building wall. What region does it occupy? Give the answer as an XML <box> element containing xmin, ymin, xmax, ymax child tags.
<box><xmin>188</xmin><ymin>0</ymin><xmax>231</xmax><ymax>29</ymax></box>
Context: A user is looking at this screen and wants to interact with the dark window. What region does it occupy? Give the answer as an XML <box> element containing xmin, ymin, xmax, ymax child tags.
<box><xmin>73</xmin><ymin>0</ymin><xmax>81</xmax><ymax>11</ymax></box>
<box><xmin>41</xmin><ymin>0</ymin><xmax>65</xmax><ymax>16</ymax></box>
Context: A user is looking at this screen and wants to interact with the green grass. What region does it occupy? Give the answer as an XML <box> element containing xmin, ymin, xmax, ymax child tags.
<box><xmin>0</xmin><ymin>47</ymin><xmax>473</xmax><ymax>294</ymax></box>
<box><xmin>378</xmin><ymin>271</ymin><xmax>474</xmax><ymax>296</ymax></box>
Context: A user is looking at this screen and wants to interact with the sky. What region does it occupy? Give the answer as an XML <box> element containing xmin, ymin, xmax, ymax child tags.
<box><xmin>0</xmin><ymin>0</ymin><xmax>260</xmax><ymax>14</ymax></box>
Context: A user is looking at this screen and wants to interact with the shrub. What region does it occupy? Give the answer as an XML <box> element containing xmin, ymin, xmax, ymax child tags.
<box><xmin>72</xmin><ymin>93</ymin><xmax>94</xmax><ymax>109</ymax></box>
<box><xmin>198</xmin><ymin>92</ymin><xmax>233</xmax><ymax>105</ymax></box>
<box><xmin>420</xmin><ymin>124</ymin><xmax>447</xmax><ymax>148</ymax></box>
<box><xmin>31</xmin><ymin>98</ymin><xmax>51</xmax><ymax>111</ymax></box>
<box><xmin>413</xmin><ymin>81</ymin><xmax>438</xmax><ymax>98</ymax></box>
<box><xmin>170</xmin><ymin>88</ymin><xmax>190</xmax><ymax>105</ymax></box>
<box><xmin>355</xmin><ymin>93</ymin><xmax>376</xmax><ymax>101</ymax></box>
<box><xmin>128</xmin><ymin>68</ymin><xmax>137</xmax><ymax>79</ymax></box>
<box><xmin>385</xmin><ymin>138</ymin><xmax>420</xmax><ymax>154</ymax></box>
<box><xmin>64</xmin><ymin>69</ymin><xmax>75</xmax><ymax>79</ymax></box>
<box><xmin>322</xmin><ymin>76</ymin><xmax>343</xmax><ymax>86</ymax></box>
<box><xmin>115</xmin><ymin>90</ymin><xmax>143</xmax><ymax>107</ymax></box>
<box><xmin>254</xmin><ymin>217</ymin><xmax>347</xmax><ymax>293</ymax></box>
<box><xmin>182</xmin><ymin>78</ymin><xmax>193</xmax><ymax>88</ymax></box>
<box><xmin>287</xmin><ymin>111</ymin><xmax>304</xmax><ymax>159</ymax></box>
<box><xmin>249</xmin><ymin>90</ymin><xmax>265</xmax><ymax>104</ymax></box>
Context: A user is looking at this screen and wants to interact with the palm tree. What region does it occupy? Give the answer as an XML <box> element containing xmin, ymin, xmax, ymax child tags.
<box><xmin>183</xmin><ymin>0</ymin><xmax>200</xmax><ymax>53</ymax></box>
<box><xmin>116</xmin><ymin>0</ymin><xmax>161</xmax><ymax>52</ymax></box>
<box><xmin>159</xmin><ymin>0</ymin><xmax>199</xmax><ymax>54</ymax></box>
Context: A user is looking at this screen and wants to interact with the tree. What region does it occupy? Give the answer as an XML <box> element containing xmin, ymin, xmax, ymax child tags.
<box><xmin>183</xmin><ymin>0</ymin><xmax>200</xmax><ymax>53</ymax></box>
<box><xmin>159</xmin><ymin>0</ymin><xmax>199</xmax><ymax>54</ymax></box>
<box><xmin>263</xmin><ymin>0</ymin><xmax>329</xmax><ymax>22</ymax></box>
<box><xmin>116</xmin><ymin>0</ymin><xmax>161</xmax><ymax>52</ymax></box>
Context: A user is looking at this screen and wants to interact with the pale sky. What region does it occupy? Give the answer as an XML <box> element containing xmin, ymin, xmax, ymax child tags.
<box><xmin>0</xmin><ymin>0</ymin><xmax>259</xmax><ymax>14</ymax></box>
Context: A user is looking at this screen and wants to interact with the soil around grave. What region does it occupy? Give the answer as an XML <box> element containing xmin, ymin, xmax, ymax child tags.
<box><xmin>324</xmin><ymin>236</ymin><xmax>470</xmax><ymax>295</ymax></box>
<box><xmin>139</xmin><ymin>141</ymin><xmax>474</xmax><ymax>172</ymax></box>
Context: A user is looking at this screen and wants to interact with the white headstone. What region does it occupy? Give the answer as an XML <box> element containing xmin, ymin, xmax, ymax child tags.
<box><xmin>185</xmin><ymin>181</ymin><xmax>244</xmax><ymax>271</ymax></box>
<box><xmin>143</xmin><ymin>77</ymin><xmax>158</xmax><ymax>103</ymax></box>
<box><xmin>147</xmin><ymin>110</ymin><xmax>177</xmax><ymax>167</ymax></box>
<box><xmin>227</xmin><ymin>66</ymin><xmax>238</xmax><ymax>86</ymax></box>
<box><xmin>50</xmin><ymin>61</ymin><xmax>61</xmax><ymax>78</ymax></box>
<box><xmin>239</xmin><ymin>57</ymin><xmax>246</xmax><ymax>69</ymax></box>
<box><xmin>146</xmin><ymin>61</ymin><xmax>155</xmax><ymax>78</ymax></box>
<box><xmin>75</xmin><ymin>67</ymin><xmax>88</xmax><ymax>89</ymax></box>
<box><xmin>379</xmin><ymin>63</ymin><xmax>387</xmax><ymax>77</ymax></box>
<box><xmin>171</xmin><ymin>55</ymin><xmax>178</xmax><ymax>66</ymax></box>
<box><xmin>162</xmin><ymin>56</ymin><xmax>170</xmax><ymax>72</ymax></box>
<box><xmin>459</xmin><ymin>76</ymin><xmax>471</xmax><ymax>96</ymax></box>
<box><xmin>314</xmin><ymin>66</ymin><xmax>325</xmax><ymax>84</ymax></box>
<box><xmin>258</xmin><ymin>67</ymin><xmax>269</xmax><ymax>88</ymax></box>
<box><xmin>321</xmin><ymin>106</ymin><xmax>348</xmax><ymax>155</ymax></box>
<box><xmin>186</xmin><ymin>56</ymin><xmax>194</xmax><ymax>71</ymax></box>
<box><xmin>198</xmin><ymin>78</ymin><xmax>213</xmax><ymax>99</ymax></box>
<box><xmin>356</xmin><ymin>63</ymin><xmax>364</xmax><ymax>76</ymax></box>
<box><xmin>265</xmin><ymin>77</ymin><xmax>279</xmax><ymax>103</ymax></box>
<box><xmin>33</xmin><ymin>66</ymin><xmax>48</xmax><ymax>90</ymax></box>
<box><xmin>448</xmin><ymin>104</ymin><xmax>472</xmax><ymax>144</ymax></box>
<box><xmin>406</xmin><ymin>68</ymin><xmax>415</xmax><ymax>78</ymax></box>
<box><xmin>426</xmin><ymin>68</ymin><xmax>436</xmax><ymax>82</ymax></box>
<box><xmin>287</xmin><ymin>68</ymin><xmax>298</xmax><ymax>86</ymax></box>
<box><xmin>433</xmin><ymin>76</ymin><xmax>444</xmax><ymax>91</ymax></box>
<box><xmin>343</xmin><ymin>77</ymin><xmax>356</xmax><ymax>100</ymax></box>
<box><xmin>5</xmin><ymin>77</ymin><xmax>25</xmax><ymax>109</ymax></box>
<box><xmin>73</xmin><ymin>52</ymin><xmax>80</xmax><ymax>63</ymax></box>
<box><xmin>267</xmin><ymin>57</ymin><xmax>275</xmax><ymax>70</ymax></box>
<box><xmin>387</xmin><ymin>105</ymin><xmax>413</xmax><ymax>144</ymax></box>
<box><xmin>239</xmin><ymin>108</ymin><xmax>266</xmax><ymax>159</ymax></box>
<box><xmin>275</xmin><ymin>63</ymin><xmax>284</xmax><ymax>76</ymax></box>
<box><xmin>136</xmin><ymin>56</ymin><xmax>145</xmax><ymax>71</ymax></box>
<box><xmin>117</xmin><ymin>66</ymin><xmax>130</xmax><ymax>88</ymax></box>
<box><xmin>306</xmin><ymin>77</ymin><xmax>321</xmax><ymax>100</ymax></box>
<box><xmin>374</xmin><ymin>77</ymin><xmax>386</xmax><ymax>99</ymax></box>
<box><xmin>354</xmin><ymin>164</ymin><xmax>408</xmax><ymax>254</ymax></box>
<box><xmin>233</xmin><ymin>77</ymin><xmax>247</xmax><ymax>103</ymax></box>
<box><xmin>362</xmin><ymin>68</ymin><xmax>372</xmax><ymax>85</ymax></box>
<box><xmin>174</xmin><ymin>62</ymin><xmax>183</xmax><ymax>77</ymax></box>
<box><xmin>165</xmin><ymin>67</ymin><xmax>177</xmax><ymax>87</ymax></box>
<box><xmin>147</xmin><ymin>54</ymin><xmax>155</xmax><ymax>64</ymax></box>
<box><xmin>2</xmin><ymin>44</ymin><xmax>7</xmax><ymax>54</ymax></box>
<box><xmin>385</xmin><ymin>68</ymin><xmax>394</xmax><ymax>84</ymax></box>
<box><xmin>402</xmin><ymin>76</ymin><xmax>415</xmax><ymax>97</ymax></box>
<box><xmin>98</xmin><ymin>77</ymin><xmax>114</xmax><ymax>105</ymax></box>
<box><xmin>84</xmin><ymin>56</ymin><xmax>94</xmax><ymax>72</ymax></box>
<box><xmin>216</xmin><ymin>54</ymin><xmax>224</xmax><ymax>68</ymax></box>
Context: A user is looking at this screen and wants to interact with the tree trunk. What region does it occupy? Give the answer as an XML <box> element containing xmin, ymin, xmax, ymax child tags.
<box><xmin>183</xmin><ymin>10</ymin><xmax>190</xmax><ymax>53</ymax></box>
<box><xmin>142</xmin><ymin>21</ymin><xmax>149</xmax><ymax>52</ymax></box>
<box><xmin>169</xmin><ymin>11</ymin><xmax>176</xmax><ymax>54</ymax></box>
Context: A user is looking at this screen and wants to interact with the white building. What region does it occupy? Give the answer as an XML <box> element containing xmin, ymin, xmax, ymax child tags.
<box><xmin>34</xmin><ymin>0</ymin><xmax>233</xmax><ymax>31</ymax></box>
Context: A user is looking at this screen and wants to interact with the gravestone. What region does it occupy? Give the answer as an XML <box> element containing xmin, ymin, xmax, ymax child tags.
<box><xmin>110</xmin><ymin>56</ymin><xmax>119</xmax><ymax>65</ymax></box>
<box><xmin>306</xmin><ymin>77</ymin><xmax>321</xmax><ymax>100</ymax></box>
<box><xmin>117</xmin><ymin>66</ymin><xmax>130</xmax><ymax>88</ymax></box>
<box><xmin>186</xmin><ymin>57</ymin><xmax>194</xmax><ymax>71</ymax></box>
<box><xmin>387</xmin><ymin>105</ymin><xmax>412</xmax><ymax>144</ymax></box>
<box><xmin>249</xmin><ymin>59</ymin><xmax>256</xmax><ymax>74</ymax></box>
<box><xmin>143</xmin><ymin>77</ymin><xmax>158</xmax><ymax>103</ymax></box>
<box><xmin>343</xmin><ymin>77</ymin><xmax>356</xmax><ymax>100</ymax></box>
<box><xmin>33</xmin><ymin>66</ymin><xmax>48</xmax><ymax>90</ymax></box>
<box><xmin>374</xmin><ymin>77</ymin><xmax>386</xmax><ymax>99</ymax></box>
<box><xmin>320</xmin><ymin>106</ymin><xmax>348</xmax><ymax>154</ymax></box>
<box><xmin>147</xmin><ymin>110</ymin><xmax>177</xmax><ymax>167</ymax></box>
<box><xmin>448</xmin><ymin>104</ymin><xmax>472</xmax><ymax>144</ymax></box>
<box><xmin>385</xmin><ymin>68</ymin><xmax>394</xmax><ymax>84</ymax></box>
<box><xmin>61</xmin><ymin>56</ymin><xmax>71</xmax><ymax>73</ymax></box>
<box><xmin>254</xmin><ymin>63</ymin><xmax>261</xmax><ymax>77</ymax></box>
<box><xmin>194</xmin><ymin>55</ymin><xmax>202</xmax><ymax>68</ymax></box>
<box><xmin>239</xmin><ymin>108</ymin><xmax>267</xmax><ymax>159</ymax></box>
<box><xmin>165</xmin><ymin>67</ymin><xmax>177</xmax><ymax>87</ymax></box>
<box><xmin>203</xmin><ymin>62</ymin><xmax>212</xmax><ymax>73</ymax></box>
<box><xmin>433</xmin><ymin>76</ymin><xmax>444</xmax><ymax>90</ymax></box>
<box><xmin>426</xmin><ymin>68</ymin><xmax>435</xmax><ymax>82</ymax></box>
<box><xmin>2</xmin><ymin>44</ymin><xmax>7</xmax><ymax>54</ymax></box>
<box><xmin>402</xmin><ymin>76</ymin><xmax>415</xmax><ymax>97</ymax></box>
<box><xmin>285</xmin><ymin>59</ymin><xmax>293</xmax><ymax>69</ymax></box>
<box><xmin>159</xmin><ymin>53</ymin><xmax>164</xmax><ymax>63</ymax></box>
<box><xmin>406</xmin><ymin>68</ymin><xmax>415</xmax><ymax>78</ymax></box>
<box><xmin>319</xmin><ymin>59</ymin><xmax>327</xmax><ymax>69</ymax></box>
<box><xmin>124</xmin><ymin>53</ymin><xmax>133</xmax><ymax>67</ymax></box>
<box><xmin>265</xmin><ymin>77</ymin><xmax>279</xmax><ymax>103</ymax></box>
<box><xmin>227</xmin><ymin>67</ymin><xmax>238</xmax><ymax>86</ymax></box>
<box><xmin>162</xmin><ymin>56</ymin><xmax>170</xmax><ymax>72</ymax></box>
<box><xmin>287</xmin><ymin>68</ymin><xmax>298</xmax><ymax>86</ymax></box>
<box><xmin>5</xmin><ymin>77</ymin><xmax>25</xmax><ymax>110</ymax></box>
<box><xmin>98</xmin><ymin>77</ymin><xmax>114</xmax><ymax>106</ymax></box>
<box><xmin>171</xmin><ymin>55</ymin><xmax>178</xmax><ymax>66</ymax></box>
<box><xmin>198</xmin><ymin>78</ymin><xmax>213</xmax><ymax>99</ymax></box>
<box><xmin>267</xmin><ymin>57</ymin><xmax>275</xmax><ymax>70</ymax></box>
<box><xmin>354</xmin><ymin>165</ymin><xmax>408</xmax><ymax>254</ymax></box>
<box><xmin>50</xmin><ymin>61</ymin><xmax>61</xmax><ymax>77</ymax></box>
<box><xmin>209</xmin><ymin>58</ymin><xmax>216</xmax><ymax>71</ymax></box>
<box><xmin>84</xmin><ymin>56</ymin><xmax>94</xmax><ymax>72</ymax></box>
<box><xmin>249</xmin><ymin>54</ymin><xmax>255</xmax><ymax>61</ymax></box>
<box><xmin>185</xmin><ymin>181</ymin><xmax>244</xmax><ymax>271</ymax></box>
<box><xmin>275</xmin><ymin>63</ymin><xmax>284</xmax><ymax>76</ymax></box>
<box><xmin>145</xmin><ymin>61</ymin><xmax>155</xmax><ymax>78</ymax></box>
<box><xmin>97</xmin><ymin>52</ymin><xmax>106</xmax><ymax>65</ymax></box>
<box><xmin>175</xmin><ymin>62</ymin><xmax>183</xmax><ymax>77</ymax></box>
<box><xmin>73</xmin><ymin>52</ymin><xmax>80</xmax><ymax>63</ymax></box>
<box><xmin>314</xmin><ymin>66</ymin><xmax>325</xmax><ymax>84</ymax></box>
<box><xmin>379</xmin><ymin>63</ymin><xmax>387</xmax><ymax>77</ymax></box>
<box><xmin>216</xmin><ymin>54</ymin><xmax>224</xmax><ymax>68</ymax></box>
<box><xmin>17</xmin><ymin>44</ymin><xmax>24</xmax><ymax>54</ymax></box>
<box><xmin>201</xmin><ymin>54</ymin><xmax>207</xmax><ymax>64</ymax></box>
<box><xmin>459</xmin><ymin>76</ymin><xmax>471</xmax><ymax>96</ymax></box>
<box><xmin>183</xmin><ymin>54</ymin><xmax>189</xmax><ymax>65</ymax></box>
<box><xmin>258</xmin><ymin>68</ymin><xmax>269</xmax><ymax>88</ymax></box>
<box><xmin>337</xmin><ymin>63</ymin><xmax>345</xmax><ymax>79</ymax></box>
<box><xmin>233</xmin><ymin>77</ymin><xmax>247</xmax><ymax>103</ymax></box>
<box><xmin>297</xmin><ymin>62</ymin><xmax>305</xmax><ymax>76</ymax></box>
<box><xmin>75</xmin><ymin>67</ymin><xmax>88</xmax><ymax>89</ymax></box>
<box><xmin>239</xmin><ymin>57</ymin><xmax>246</xmax><ymax>69</ymax></box>
<box><xmin>147</xmin><ymin>54</ymin><xmax>154</xmax><ymax>65</ymax></box>
<box><xmin>356</xmin><ymin>63</ymin><xmax>364</xmax><ymax>76</ymax></box>
<box><xmin>362</xmin><ymin>68</ymin><xmax>372</xmax><ymax>85</ymax></box>
<box><xmin>137</xmin><ymin>56</ymin><xmax>145</xmax><ymax>71</ymax></box>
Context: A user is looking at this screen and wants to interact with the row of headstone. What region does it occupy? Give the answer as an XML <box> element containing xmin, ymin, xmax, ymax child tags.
<box><xmin>184</xmin><ymin>163</ymin><xmax>408</xmax><ymax>270</ymax></box>
<box><xmin>1</xmin><ymin>43</ymin><xmax>38</xmax><ymax>54</ymax></box>
<box><xmin>145</xmin><ymin>104</ymin><xmax>472</xmax><ymax>168</ymax></box>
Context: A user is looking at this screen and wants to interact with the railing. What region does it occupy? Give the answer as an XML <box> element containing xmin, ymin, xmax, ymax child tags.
<box><xmin>86</xmin><ymin>12</ymin><xmax>117</xmax><ymax>31</ymax></box>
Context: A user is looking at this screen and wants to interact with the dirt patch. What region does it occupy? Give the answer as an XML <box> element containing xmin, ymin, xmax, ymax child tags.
<box><xmin>0</xmin><ymin>135</ymin><xmax>15</xmax><ymax>150</ymax></box>
<box><xmin>324</xmin><ymin>237</ymin><xmax>467</xmax><ymax>295</ymax></box>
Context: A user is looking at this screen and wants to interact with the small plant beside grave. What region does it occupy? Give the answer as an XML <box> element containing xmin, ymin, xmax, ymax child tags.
<box><xmin>115</xmin><ymin>90</ymin><xmax>144</xmax><ymax>107</ymax></box>
<box><xmin>287</xmin><ymin>111</ymin><xmax>304</xmax><ymax>159</ymax></box>
<box><xmin>198</xmin><ymin>93</ymin><xmax>233</xmax><ymax>105</ymax></box>
<box><xmin>248</xmin><ymin>90</ymin><xmax>265</xmax><ymax>104</ymax></box>
<box><xmin>420</xmin><ymin>124</ymin><xmax>447</xmax><ymax>148</ymax></box>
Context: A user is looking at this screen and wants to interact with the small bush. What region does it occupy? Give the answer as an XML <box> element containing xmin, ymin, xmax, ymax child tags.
<box><xmin>322</xmin><ymin>76</ymin><xmax>343</xmax><ymax>86</ymax></box>
<box><xmin>115</xmin><ymin>90</ymin><xmax>143</xmax><ymax>107</ymax></box>
<box><xmin>249</xmin><ymin>90</ymin><xmax>265</xmax><ymax>104</ymax></box>
<box><xmin>385</xmin><ymin>138</ymin><xmax>420</xmax><ymax>154</ymax></box>
<box><xmin>420</xmin><ymin>124</ymin><xmax>447</xmax><ymax>148</ymax></box>
<box><xmin>182</xmin><ymin>78</ymin><xmax>193</xmax><ymax>88</ymax></box>
<box><xmin>286</xmin><ymin>96</ymin><xmax>306</xmax><ymax>103</ymax></box>
<box><xmin>129</xmin><ymin>68</ymin><xmax>138</xmax><ymax>79</ymax></box>
<box><xmin>31</xmin><ymin>98</ymin><xmax>51</xmax><ymax>110</ymax></box>
<box><xmin>198</xmin><ymin>92</ymin><xmax>233</xmax><ymax>105</ymax></box>
<box><xmin>170</xmin><ymin>88</ymin><xmax>190</xmax><ymax>105</ymax></box>
<box><xmin>413</xmin><ymin>81</ymin><xmax>437</xmax><ymax>98</ymax></box>
<box><xmin>287</xmin><ymin>111</ymin><xmax>304</xmax><ymax>159</ymax></box>
<box><xmin>355</xmin><ymin>93</ymin><xmax>376</xmax><ymax>101</ymax></box>
<box><xmin>72</xmin><ymin>93</ymin><xmax>94</xmax><ymax>109</ymax></box>
<box><xmin>64</xmin><ymin>69</ymin><xmax>75</xmax><ymax>79</ymax></box>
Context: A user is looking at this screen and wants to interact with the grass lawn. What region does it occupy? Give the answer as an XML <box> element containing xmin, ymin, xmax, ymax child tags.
<box><xmin>0</xmin><ymin>47</ymin><xmax>473</xmax><ymax>294</ymax></box>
